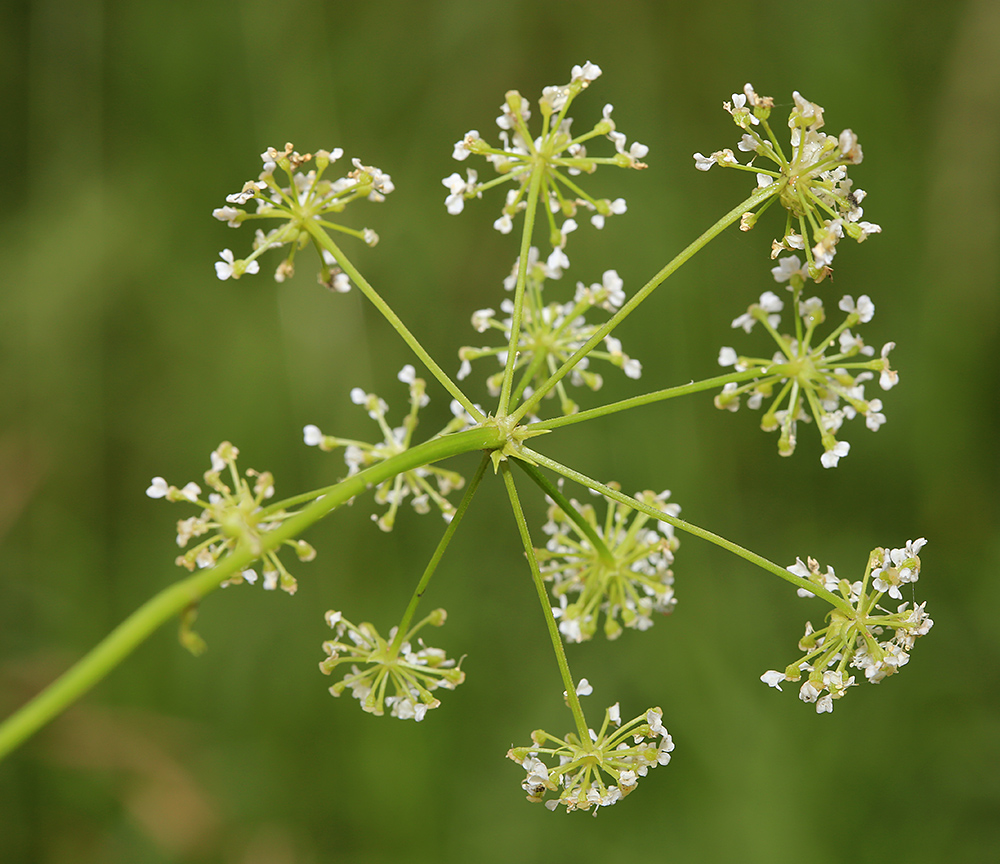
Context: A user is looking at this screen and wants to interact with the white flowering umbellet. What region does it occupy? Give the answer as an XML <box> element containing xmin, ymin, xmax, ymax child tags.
<box><xmin>507</xmin><ymin>699</ymin><xmax>674</xmax><ymax>813</ymax></box>
<box><xmin>212</xmin><ymin>143</ymin><xmax>389</xmax><ymax>287</ymax></box>
<box><xmin>761</xmin><ymin>542</ymin><xmax>932</xmax><ymax>712</ymax></box>
<box><xmin>540</xmin><ymin>485</ymin><xmax>680</xmax><ymax>642</ymax></box>
<box><xmin>303</xmin><ymin>368</ymin><xmax>466</xmax><ymax>532</ymax></box>
<box><xmin>146</xmin><ymin>441</ymin><xmax>316</xmax><ymax>595</ymax></box>
<box><xmin>320</xmin><ymin>608</ymin><xmax>464</xmax><ymax>721</ymax></box>
<box><xmin>694</xmin><ymin>84</ymin><xmax>880</xmax><ymax>281</ymax></box>
<box><xmin>715</xmin><ymin>258</ymin><xmax>898</xmax><ymax>466</ymax></box>
<box><xmin>458</xmin><ymin>252</ymin><xmax>641</xmax><ymax>416</ymax></box>
<box><xmin>445</xmin><ymin>63</ymin><xmax>647</xmax><ymax>253</ymax></box>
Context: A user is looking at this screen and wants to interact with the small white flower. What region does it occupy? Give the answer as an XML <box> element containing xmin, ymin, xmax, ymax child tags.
<box><xmin>215</xmin><ymin>249</ymin><xmax>236</xmax><ymax>280</ymax></box>
<box><xmin>760</xmin><ymin>670</ymin><xmax>786</xmax><ymax>690</ymax></box>
<box><xmin>452</xmin><ymin>130</ymin><xmax>479</xmax><ymax>161</ymax></box>
<box><xmin>576</xmin><ymin>678</ymin><xmax>593</xmax><ymax>696</ymax></box>
<box><xmin>623</xmin><ymin>358</ymin><xmax>642</xmax><ymax>379</ymax></box>
<box><xmin>146</xmin><ymin>477</ymin><xmax>169</xmax><ymax>499</ymax></box>
<box><xmin>571</xmin><ymin>61</ymin><xmax>603</xmax><ymax>83</ymax></box>
<box><xmin>547</xmin><ymin>247</ymin><xmax>570</xmax><ymax>273</ymax></box>
<box><xmin>225</xmin><ymin>181</ymin><xmax>267</xmax><ymax>205</ymax></box>
<box><xmin>693</xmin><ymin>152</ymin><xmax>716</xmax><ymax>171</ymax></box>
<box><xmin>759</xmin><ymin>291</ymin><xmax>783</xmax><ymax>313</ymax></box>
<box><xmin>212</xmin><ymin>206</ymin><xmax>241</xmax><ymax>227</ymax></box>
<box><xmin>798</xmin><ymin>680</ymin><xmax>821</xmax><ymax>703</ymax></box>
<box><xmin>770</xmin><ymin>255</ymin><xmax>807</xmax><ymax>284</ymax></box>
<box><xmin>303</xmin><ymin>425</ymin><xmax>323</xmax><ymax>446</ymax></box>
<box><xmin>718</xmin><ymin>346</ymin><xmax>739</xmax><ymax>367</ymax></box>
<box><xmin>815</xmin><ymin>695</ymin><xmax>834</xmax><ymax>714</ymax></box>
<box><xmin>646</xmin><ymin>708</ymin><xmax>666</xmax><ymax>736</ymax></box>
<box><xmin>820</xmin><ymin>440</ymin><xmax>850</xmax><ymax>468</ymax></box>
<box><xmin>879</xmin><ymin>342</ymin><xmax>898</xmax><ymax>390</ymax></box>
<box><xmin>838</xmin><ymin>294</ymin><xmax>875</xmax><ymax>323</ymax></box>
<box><xmin>214</xmin><ymin>248</ymin><xmax>258</xmax><ymax>281</ymax></box>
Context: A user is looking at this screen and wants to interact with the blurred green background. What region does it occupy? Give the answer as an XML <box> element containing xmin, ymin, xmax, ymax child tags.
<box><xmin>1</xmin><ymin>0</ymin><xmax>998</xmax><ymax>861</ymax></box>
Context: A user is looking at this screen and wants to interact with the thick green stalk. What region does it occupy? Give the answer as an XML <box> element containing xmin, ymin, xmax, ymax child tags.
<box><xmin>0</xmin><ymin>426</ymin><xmax>503</xmax><ymax>761</ymax></box>
<box><xmin>510</xmin><ymin>184</ymin><xmax>781</xmax><ymax>424</ymax></box>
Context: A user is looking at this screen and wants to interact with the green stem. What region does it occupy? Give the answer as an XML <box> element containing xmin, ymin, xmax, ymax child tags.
<box><xmin>514</xmin><ymin>461</ymin><xmax>613</xmax><ymax>565</ymax></box>
<box><xmin>389</xmin><ymin>454</ymin><xmax>490</xmax><ymax>653</ymax></box>
<box><xmin>510</xmin><ymin>184</ymin><xmax>781</xmax><ymax>424</ymax></box>
<box><xmin>302</xmin><ymin>221</ymin><xmax>484</xmax><ymax>422</ymax></box>
<box><xmin>509</xmin><ymin>347</ymin><xmax>549</xmax><ymax>410</ymax></box>
<box><xmin>497</xmin><ymin>167</ymin><xmax>545</xmax><ymax>417</ymax></box>
<box><xmin>525</xmin><ymin>368</ymin><xmax>766</xmax><ymax>432</ymax></box>
<box><xmin>500</xmin><ymin>463</ymin><xmax>590</xmax><ymax>742</ymax></box>
<box><xmin>520</xmin><ymin>447</ymin><xmax>854</xmax><ymax>617</ymax></box>
<box><xmin>0</xmin><ymin>426</ymin><xmax>503</xmax><ymax>761</ymax></box>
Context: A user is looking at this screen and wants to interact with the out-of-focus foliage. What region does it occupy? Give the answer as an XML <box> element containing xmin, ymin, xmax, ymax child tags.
<box><xmin>1</xmin><ymin>1</ymin><xmax>998</xmax><ymax>862</ymax></box>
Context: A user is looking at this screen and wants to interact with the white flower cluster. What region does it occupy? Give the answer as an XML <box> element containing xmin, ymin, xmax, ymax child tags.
<box><xmin>540</xmin><ymin>487</ymin><xmax>679</xmax><ymax>642</ymax></box>
<box><xmin>694</xmin><ymin>85</ymin><xmax>880</xmax><ymax>280</ymax></box>
<box><xmin>458</xmin><ymin>251</ymin><xmax>641</xmax><ymax>416</ymax></box>
<box><xmin>444</xmin><ymin>61</ymin><xmax>645</xmax><ymax>261</ymax></box>
<box><xmin>716</xmin><ymin>257</ymin><xmax>898</xmax><ymax>467</ymax></box>
<box><xmin>319</xmin><ymin>609</ymin><xmax>464</xmax><ymax>721</ymax></box>
<box><xmin>145</xmin><ymin>441</ymin><xmax>315</xmax><ymax>594</ymax></box>
<box><xmin>212</xmin><ymin>143</ymin><xmax>390</xmax><ymax>287</ymax></box>
<box><xmin>508</xmin><ymin>695</ymin><xmax>674</xmax><ymax>814</ymax></box>
<box><xmin>303</xmin><ymin>366</ymin><xmax>468</xmax><ymax>532</ymax></box>
<box><xmin>761</xmin><ymin>540</ymin><xmax>932</xmax><ymax>713</ymax></box>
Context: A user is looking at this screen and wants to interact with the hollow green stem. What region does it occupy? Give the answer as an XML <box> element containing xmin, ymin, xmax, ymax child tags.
<box><xmin>520</xmin><ymin>447</ymin><xmax>854</xmax><ymax>617</ymax></box>
<box><xmin>0</xmin><ymin>426</ymin><xmax>503</xmax><ymax>761</ymax></box>
<box><xmin>510</xmin><ymin>184</ymin><xmax>782</xmax><ymax>424</ymax></box>
<box><xmin>500</xmin><ymin>463</ymin><xmax>590</xmax><ymax>742</ymax></box>
<box><xmin>302</xmin><ymin>221</ymin><xmax>484</xmax><ymax>422</ymax></box>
